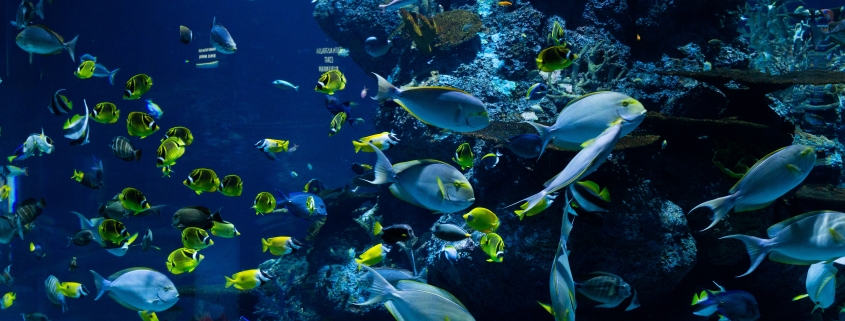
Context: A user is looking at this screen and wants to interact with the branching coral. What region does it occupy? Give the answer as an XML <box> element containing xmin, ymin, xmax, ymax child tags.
<box><xmin>433</xmin><ymin>10</ymin><xmax>483</xmax><ymax>51</ymax></box>
<box><xmin>399</xmin><ymin>8</ymin><xmax>438</xmax><ymax>55</ymax></box>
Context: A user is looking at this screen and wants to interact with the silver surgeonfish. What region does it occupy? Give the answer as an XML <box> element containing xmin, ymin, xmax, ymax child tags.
<box><xmin>15</xmin><ymin>25</ymin><xmax>78</xmax><ymax>62</ymax></box>
<box><xmin>690</xmin><ymin>145</ymin><xmax>816</xmax><ymax>231</ymax></box>
<box><xmin>527</xmin><ymin>91</ymin><xmax>645</xmax><ymax>158</ymax></box>
<box><xmin>364</xmin><ymin>143</ymin><xmax>475</xmax><ymax>213</ymax></box>
<box><xmin>793</xmin><ymin>261</ymin><xmax>836</xmax><ymax>311</ymax></box>
<box><xmin>356</xmin><ymin>265</ymin><xmax>476</xmax><ymax>321</ymax></box>
<box><xmin>575</xmin><ymin>272</ymin><xmax>639</xmax><ymax>310</ymax></box>
<box><xmin>509</xmin><ymin>122</ymin><xmax>622</xmax><ymax>216</ymax></box>
<box><xmin>210</xmin><ymin>17</ymin><xmax>236</xmax><ymax>54</ymax></box>
<box><xmin>539</xmin><ymin>210</ymin><xmax>576</xmax><ymax>321</ymax></box>
<box><xmin>722</xmin><ymin>211</ymin><xmax>845</xmax><ymax>277</ymax></box>
<box><xmin>372</xmin><ymin>73</ymin><xmax>489</xmax><ymax>132</ymax></box>
<box><xmin>91</xmin><ymin>268</ymin><xmax>179</xmax><ymax>312</ymax></box>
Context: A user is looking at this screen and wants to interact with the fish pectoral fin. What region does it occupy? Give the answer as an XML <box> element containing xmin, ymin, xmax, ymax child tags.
<box><xmin>436</xmin><ymin>177</ymin><xmax>450</xmax><ymax>201</ymax></box>
<box><xmin>829</xmin><ymin>228</ymin><xmax>845</xmax><ymax>244</ymax></box>
<box><xmin>786</xmin><ymin>164</ymin><xmax>803</xmax><ymax>176</ymax></box>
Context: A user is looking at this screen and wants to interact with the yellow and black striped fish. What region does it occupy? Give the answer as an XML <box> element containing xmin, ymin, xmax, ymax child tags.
<box><xmin>124</xmin><ymin>74</ymin><xmax>153</xmax><ymax>100</ymax></box>
<box><xmin>314</xmin><ymin>70</ymin><xmax>346</xmax><ymax>95</ymax></box>
<box><xmin>90</xmin><ymin>102</ymin><xmax>120</xmax><ymax>124</ymax></box>
<box><xmin>162</xmin><ymin>126</ymin><xmax>193</xmax><ymax>146</ymax></box>
<box><xmin>329</xmin><ymin>112</ymin><xmax>347</xmax><ymax>137</ymax></box>
<box><xmin>184</xmin><ymin>168</ymin><xmax>219</xmax><ymax>195</ymax></box>
<box><xmin>126</xmin><ymin>111</ymin><xmax>159</xmax><ymax>138</ymax></box>
<box><xmin>157</xmin><ymin>137</ymin><xmax>186</xmax><ymax>177</ymax></box>
<box><xmin>219</xmin><ymin>175</ymin><xmax>243</xmax><ymax>197</ymax></box>
<box><xmin>98</xmin><ymin>219</ymin><xmax>130</xmax><ymax>244</ymax></box>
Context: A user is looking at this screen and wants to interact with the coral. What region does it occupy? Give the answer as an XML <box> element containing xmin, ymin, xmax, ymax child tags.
<box><xmin>433</xmin><ymin>10</ymin><xmax>483</xmax><ymax>51</ymax></box>
<box><xmin>399</xmin><ymin>9</ymin><xmax>438</xmax><ymax>55</ymax></box>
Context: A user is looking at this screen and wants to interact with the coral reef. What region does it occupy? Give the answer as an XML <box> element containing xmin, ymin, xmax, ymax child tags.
<box><xmin>433</xmin><ymin>10</ymin><xmax>483</xmax><ymax>50</ymax></box>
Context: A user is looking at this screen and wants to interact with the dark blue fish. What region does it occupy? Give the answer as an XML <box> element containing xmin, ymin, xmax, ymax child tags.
<box><xmin>692</xmin><ymin>285</ymin><xmax>759</xmax><ymax>321</ymax></box>
<box><xmin>495</xmin><ymin>134</ymin><xmax>543</xmax><ymax>158</ymax></box>
<box><xmin>275</xmin><ymin>190</ymin><xmax>327</xmax><ymax>219</ymax></box>
<box><xmin>525</xmin><ymin>83</ymin><xmax>548</xmax><ymax>101</ymax></box>
<box><xmin>324</xmin><ymin>95</ymin><xmax>359</xmax><ymax>128</ymax></box>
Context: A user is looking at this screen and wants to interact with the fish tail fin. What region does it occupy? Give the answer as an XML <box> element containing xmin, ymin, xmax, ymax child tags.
<box><xmin>261</xmin><ymin>238</ymin><xmax>270</xmax><ymax>253</ymax></box>
<box><xmin>294</xmin><ymin>85</ymin><xmax>299</xmax><ymax>92</ymax></box>
<box><xmin>108</xmin><ymin>68</ymin><xmax>120</xmax><ymax>86</ymax></box>
<box><xmin>90</xmin><ymin>270</ymin><xmax>110</xmax><ymax>300</ymax></box>
<box><xmin>352</xmin><ymin>141</ymin><xmax>366</xmax><ymax>153</ymax></box>
<box><xmin>719</xmin><ymin>234</ymin><xmax>770</xmax><ymax>277</ymax></box>
<box><xmin>35</xmin><ymin>0</ymin><xmax>44</xmax><ymax>19</ymax></box>
<box><xmin>537</xmin><ymin>301</ymin><xmax>555</xmax><ymax>316</ymax></box>
<box><xmin>525</xmin><ymin>121</ymin><xmax>552</xmax><ymax>161</ymax></box>
<box><xmin>134</xmin><ymin>149</ymin><xmax>142</xmax><ymax>162</ymax></box>
<box><xmin>363</xmin><ymin>144</ymin><xmax>396</xmax><ymax>185</ymax></box>
<box><xmin>372</xmin><ymin>73</ymin><xmax>398</xmax><ymax>101</ymax></box>
<box><xmin>64</xmin><ymin>35</ymin><xmax>78</xmax><ymax>62</ymax></box>
<box><xmin>66</xmin><ymin>237</ymin><xmax>72</xmax><ymax>247</ymax></box>
<box><xmin>224</xmin><ymin>276</ymin><xmax>235</xmax><ymax>288</ymax></box>
<box><xmin>689</xmin><ymin>195</ymin><xmax>735</xmax><ymax>231</ymax></box>
<box><xmin>354</xmin><ymin>265</ymin><xmax>398</xmax><ymax>306</ymax></box>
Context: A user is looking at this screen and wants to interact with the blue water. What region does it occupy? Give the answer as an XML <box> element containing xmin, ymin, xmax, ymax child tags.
<box><xmin>2</xmin><ymin>0</ymin><xmax>376</xmax><ymax>319</ymax></box>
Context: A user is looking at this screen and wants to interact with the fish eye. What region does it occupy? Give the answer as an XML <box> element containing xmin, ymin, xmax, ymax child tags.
<box><xmin>621</xmin><ymin>101</ymin><xmax>629</xmax><ymax>107</ymax></box>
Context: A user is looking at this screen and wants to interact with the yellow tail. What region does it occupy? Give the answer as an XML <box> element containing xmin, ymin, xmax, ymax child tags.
<box><xmin>352</xmin><ymin>141</ymin><xmax>365</xmax><ymax>153</ymax></box>
<box><xmin>225</xmin><ymin>276</ymin><xmax>235</xmax><ymax>288</ymax></box>
<box><xmin>262</xmin><ymin>238</ymin><xmax>269</xmax><ymax>252</ymax></box>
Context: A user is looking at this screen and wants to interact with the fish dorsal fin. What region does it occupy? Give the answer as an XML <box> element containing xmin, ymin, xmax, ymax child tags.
<box><xmin>108</xmin><ymin>267</ymin><xmax>155</xmax><ymax>281</ymax></box>
<box><xmin>404</xmin><ymin>86</ymin><xmax>471</xmax><ymax>95</ymax></box>
<box><xmin>767</xmin><ymin>211</ymin><xmax>832</xmax><ymax>238</ymax></box>
<box><xmin>830</xmin><ymin>228</ymin><xmax>845</xmax><ymax>244</ymax></box>
<box><xmin>392</xmin><ymin>159</ymin><xmax>446</xmax><ymax>173</ymax></box>
<box><xmin>33</xmin><ymin>24</ymin><xmax>64</xmax><ymax>43</ymax></box>
<box><xmin>562</xmin><ymin>91</ymin><xmax>609</xmax><ymax>109</ymax></box>
<box><xmin>437</xmin><ymin>177</ymin><xmax>449</xmax><ymax>201</ymax></box>
<box><xmin>396</xmin><ymin>280</ymin><xmax>469</xmax><ymax>311</ymax></box>
<box><xmin>730</xmin><ymin>146</ymin><xmax>787</xmax><ymax>194</ymax></box>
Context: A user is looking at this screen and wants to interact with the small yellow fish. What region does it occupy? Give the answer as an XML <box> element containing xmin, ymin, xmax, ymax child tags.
<box><xmin>139</xmin><ymin>311</ymin><xmax>160</xmax><ymax>321</ymax></box>
<box><xmin>58</xmin><ymin>282</ymin><xmax>89</xmax><ymax>298</ymax></box>
<box><xmin>156</xmin><ymin>137</ymin><xmax>186</xmax><ymax>177</ymax></box>
<box><xmin>329</xmin><ymin>112</ymin><xmax>347</xmax><ymax>137</ymax></box>
<box><xmin>225</xmin><ymin>269</ymin><xmax>273</xmax><ymax>290</ymax></box>
<box><xmin>0</xmin><ymin>292</ymin><xmax>14</xmax><ymax>309</ymax></box>
<box><xmin>480</xmin><ymin>233</ymin><xmax>504</xmax><ymax>262</ymax></box>
<box><xmin>74</xmin><ymin>60</ymin><xmax>96</xmax><ymax>79</ymax></box>
<box><xmin>183</xmin><ymin>168</ymin><xmax>220</xmax><ymax>195</ymax></box>
<box><xmin>452</xmin><ymin>142</ymin><xmax>474</xmax><ymax>170</ymax></box>
<box><xmin>261</xmin><ymin>236</ymin><xmax>302</xmax><ymax>256</ymax></box>
<box><xmin>373</xmin><ymin>221</ymin><xmax>383</xmax><ymax>235</ymax></box>
<box><xmin>255</xmin><ymin>138</ymin><xmax>289</xmax><ymax>161</ymax></box>
<box><xmin>166</xmin><ymin>248</ymin><xmax>204</xmax><ymax>274</ymax></box>
<box><xmin>219</xmin><ymin>174</ymin><xmax>243</xmax><ymax>197</ymax></box>
<box><xmin>463</xmin><ymin>207</ymin><xmax>500</xmax><ymax>233</ymax></box>
<box><xmin>0</xmin><ymin>185</ymin><xmax>9</xmax><ymax>200</ymax></box>
<box><xmin>162</xmin><ymin>126</ymin><xmax>193</xmax><ymax>146</ymax></box>
<box><xmin>126</xmin><ymin>111</ymin><xmax>159</xmax><ymax>138</ymax></box>
<box><xmin>352</xmin><ymin>131</ymin><xmax>400</xmax><ymax>153</ymax></box>
<box><xmin>253</xmin><ymin>192</ymin><xmax>276</xmax><ymax>215</ymax></box>
<box><xmin>536</xmin><ymin>46</ymin><xmax>577</xmax><ymax>72</ymax></box>
<box><xmin>98</xmin><ymin>219</ymin><xmax>130</xmax><ymax>244</ymax></box>
<box><xmin>124</xmin><ymin>74</ymin><xmax>153</xmax><ymax>100</ymax></box>
<box><xmin>315</xmin><ymin>70</ymin><xmax>346</xmax><ymax>95</ymax></box>
<box><xmin>90</xmin><ymin>102</ymin><xmax>120</xmax><ymax>124</ymax></box>
<box><xmin>181</xmin><ymin>227</ymin><xmax>214</xmax><ymax>250</ymax></box>
<box><xmin>210</xmin><ymin>220</ymin><xmax>240</xmax><ymax>238</ymax></box>
<box><xmin>355</xmin><ymin>244</ymin><xmax>388</xmax><ymax>270</ymax></box>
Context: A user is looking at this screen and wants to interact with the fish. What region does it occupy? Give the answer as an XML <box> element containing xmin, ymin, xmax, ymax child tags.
<box><xmin>498</xmin><ymin>1</ymin><xmax>512</xmax><ymax>5</ymax></box>
<box><xmin>179</xmin><ymin>25</ymin><xmax>193</xmax><ymax>44</ymax></box>
<box><xmin>272</xmin><ymin>80</ymin><xmax>299</xmax><ymax>91</ymax></box>
<box><xmin>181</xmin><ymin>227</ymin><xmax>214</xmax><ymax>250</ymax></box>
<box><xmin>67</xmin><ymin>230</ymin><xmax>94</xmax><ymax>247</ymax></box>
<box><xmin>145</xmin><ymin>100</ymin><xmax>163</xmax><ymax>119</ymax></box>
<box><xmin>721</xmin><ymin>210</ymin><xmax>845</xmax><ymax>277</ymax></box>
<box><xmin>374</xmin><ymin>221</ymin><xmax>383</xmax><ymax>235</ymax></box>
<box><xmin>292</xmin><ymin>171</ymin><xmax>299</xmax><ymax>178</ymax></box>
<box><xmin>15</xmin><ymin>25</ymin><xmax>78</xmax><ymax>62</ymax></box>
<box><xmin>527</xmin><ymin>91</ymin><xmax>646</xmax><ymax>158</ymax></box>
<box><xmin>74</xmin><ymin>60</ymin><xmax>95</xmax><ymax>79</ymax></box>
<box><xmin>303</xmin><ymin>178</ymin><xmax>326</xmax><ymax>194</ymax></box>
<box><xmin>8</xmin><ymin>130</ymin><xmax>54</xmax><ymax>162</ymax></box>
<box><xmin>325</xmin><ymin>95</ymin><xmax>362</xmax><ymax>127</ymax></box>
<box><xmin>452</xmin><ymin>143</ymin><xmax>474</xmax><ymax>170</ymax></box>
<box><xmin>219</xmin><ymin>175</ymin><xmax>244</xmax><ymax>197</ymax></box>
<box><xmin>10</xmin><ymin>0</ymin><xmax>43</xmax><ymax>29</ymax></box>
<box><xmin>377</xmin><ymin>0</ymin><xmax>418</xmax><ymax>12</ymax></box>
<box><xmin>479</xmin><ymin>233</ymin><xmax>504</xmax><ymax>262</ymax></box>
<box><xmin>172</xmin><ymin>206</ymin><xmax>221</xmax><ymax>230</ymax></box>
<box><xmin>110</xmin><ymin>136</ymin><xmax>141</xmax><ymax>161</ymax></box>
<box><xmin>253</xmin><ymin>192</ymin><xmax>276</xmax><ymax>215</ymax></box>
<box><xmin>0</xmin><ymin>216</ymin><xmax>21</xmax><ymax>244</ymax></box>
<box><xmin>373</xmin><ymin>73</ymin><xmax>489</xmax><ymax>132</ymax></box>
<box><xmin>44</xmin><ymin>275</ymin><xmax>67</xmax><ymax>312</ymax></box>
<box><xmin>364</xmin><ymin>143</ymin><xmax>475</xmax><ymax>213</ymax></box>
<box><xmin>525</xmin><ymin>83</ymin><xmax>548</xmax><ymax>102</ymax></box>
<box><xmin>509</xmin><ymin>123</ymin><xmax>622</xmax><ymax>216</ymax></box>
<box><xmin>539</xmin><ymin>209</ymin><xmax>576</xmax><ymax>321</ymax></box>
<box><xmin>565</xmin><ymin>180</ymin><xmax>610</xmax><ymax>216</ymax></box>
<box><xmin>691</xmin><ymin>283</ymin><xmax>759</xmax><ymax>321</ymax></box>
<box><xmin>29</xmin><ymin>242</ymin><xmax>45</xmax><ymax>260</ymax></box>
<box><xmin>356</xmin><ymin>265</ymin><xmax>476</xmax><ymax>320</ymax></box>
<box><xmin>126</xmin><ymin>111</ymin><xmax>159</xmax><ymax>138</ymax></box>
<box><xmin>661</xmin><ymin>140</ymin><xmax>667</xmax><ymax>149</ymax></box>
<box><xmin>351</xmin><ymin>163</ymin><xmax>373</xmax><ymax>175</ymax></box>
<box><xmin>315</xmin><ymin>70</ymin><xmax>346</xmax><ymax>95</ymax></box>
<box><xmin>431</xmin><ymin>223</ymin><xmax>470</xmax><ymax>241</ymax></box>
<box><xmin>119</xmin><ymin>187</ymin><xmax>151</xmax><ymax>214</ymax></box>
<box><xmin>15</xmin><ymin>197</ymin><xmax>45</xmax><ymax>226</ymax></box>
<box><xmin>210</xmin><ymin>17</ymin><xmax>237</xmax><ymax>54</ymax></box>
<box><xmin>261</xmin><ymin>236</ymin><xmax>302</xmax><ymax>256</ymax></box>
<box><xmin>793</xmin><ymin>261</ymin><xmax>836</xmax><ymax>311</ymax></box>
<box><xmin>0</xmin><ymin>265</ymin><xmax>13</xmax><ymax>286</ymax></box>
<box><xmin>156</xmin><ymin>137</ymin><xmax>186</xmax><ymax>177</ymax></box>
<box><xmin>361</xmin><ymin>86</ymin><xmax>369</xmax><ymax>98</ymax></box>
<box><xmin>338</xmin><ymin>48</ymin><xmax>349</xmax><ymax>57</ymax></box>
<box><xmin>123</xmin><ymin>74</ymin><xmax>153</xmax><ymax>100</ymax></box>
<box><xmin>71</xmin><ymin>155</ymin><xmax>104</xmax><ymax>189</ymax></box>
<box><xmin>21</xmin><ymin>312</ymin><xmax>50</xmax><ymax>321</ymax></box>
<box><xmin>463</xmin><ymin>207</ymin><xmax>500</xmax><ymax>233</ymax></box>
<box><xmin>480</xmin><ymin>151</ymin><xmax>502</xmax><ymax>169</ymax></box>
<box><xmin>536</xmin><ymin>46</ymin><xmax>578</xmax><ymax>72</ymax></box>
<box><xmin>575</xmin><ymin>272</ymin><xmax>639</xmax><ymax>310</ymax></box>
<box><xmin>494</xmin><ymin>134</ymin><xmax>543</xmax><ymax>158</ymax></box>
<box><xmin>288</xmin><ymin>144</ymin><xmax>299</xmax><ymax>152</ymax></box>
<box><xmin>58</xmin><ymin>282</ymin><xmax>89</xmax><ymax>298</ymax></box>
<box><xmin>184</xmin><ymin>168</ymin><xmax>219</xmax><ymax>195</ymax></box>
<box><xmin>165</xmin><ymin>248</ymin><xmax>204</xmax><ymax>274</ymax></box>
<box><xmin>91</xmin><ymin>268</ymin><xmax>179</xmax><ymax>312</ymax></box>
<box><xmin>98</xmin><ymin>195</ymin><xmax>129</xmax><ymax>219</ymax></box>
<box><xmin>255</xmin><ymin>138</ymin><xmax>289</xmax><ymax>161</ymax></box>
<box><xmin>139</xmin><ymin>311</ymin><xmax>159</xmax><ymax>321</ymax></box>
<box><xmin>140</xmin><ymin>229</ymin><xmax>160</xmax><ymax>251</ymax></box>
<box><xmin>80</xmin><ymin>53</ymin><xmax>96</xmax><ymax>61</ymax></box>
<box><xmin>90</xmin><ymin>102</ymin><xmax>119</xmax><ymax>124</ymax></box>
<box><xmin>162</xmin><ymin>126</ymin><xmax>193</xmax><ymax>146</ymax></box>
<box><xmin>48</xmin><ymin>89</ymin><xmax>72</xmax><ymax>115</ymax></box>
<box><xmin>364</xmin><ymin>36</ymin><xmax>394</xmax><ymax>57</ymax></box>
<box><xmin>69</xmin><ymin>257</ymin><xmax>78</xmax><ymax>271</ymax></box>
<box><xmin>1</xmin><ymin>165</ymin><xmax>27</xmax><ymax>178</ymax></box>
<box><xmin>225</xmin><ymin>269</ymin><xmax>274</xmax><ymax>291</ymax></box>
<box><xmin>62</xmin><ymin>100</ymin><xmax>91</xmax><ymax>145</ymax></box>
<box><xmin>329</xmin><ymin>112</ymin><xmax>347</xmax><ymax>136</ymax></box>
<box><xmin>356</xmin><ymin>244</ymin><xmax>389</xmax><ymax>269</ymax></box>
<box><xmin>691</xmin><ymin>145</ymin><xmax>816</xmax><ymax>231</ymax></box>
<box><xmin>210</xmin><ymin>219</ymin><xmax>240</xmax><ymax>238</ymax></box>
<box><xmin>276</xmin><ymin>191</ymin><xmax>327</xmax><ymax>219</ymax></box>
<box><xmin>362</xmin><ymin>267</ymin><xmax>426</xmax><ymax>287</ymax></box>
<box><xmin>380</xmin><ymin>224</ymin><xmax>415</xmax><ymax>244</ymax></box>
<box><xmin>1</xmin><ymin>292</ymin><xmax>16</xmax><ymax>309</ymax></box>
<box><xmin>442</xmin><ymin>245</ymin><xmax>458</xmax><ymax>263</ymax></box>
<box><xmin>88</xmin><ymin>62</ymin><xmax>120</xmax><ymax>85</ymax></box>
<box><xmin>98</xmin><ymin>219</ymin><xmax>130</xmax><ymax>244</ymax></box>
<box><xmin>547</xmin><ymin>21</ymin><xmax>566</xmax><ymax>46</ymax></box>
